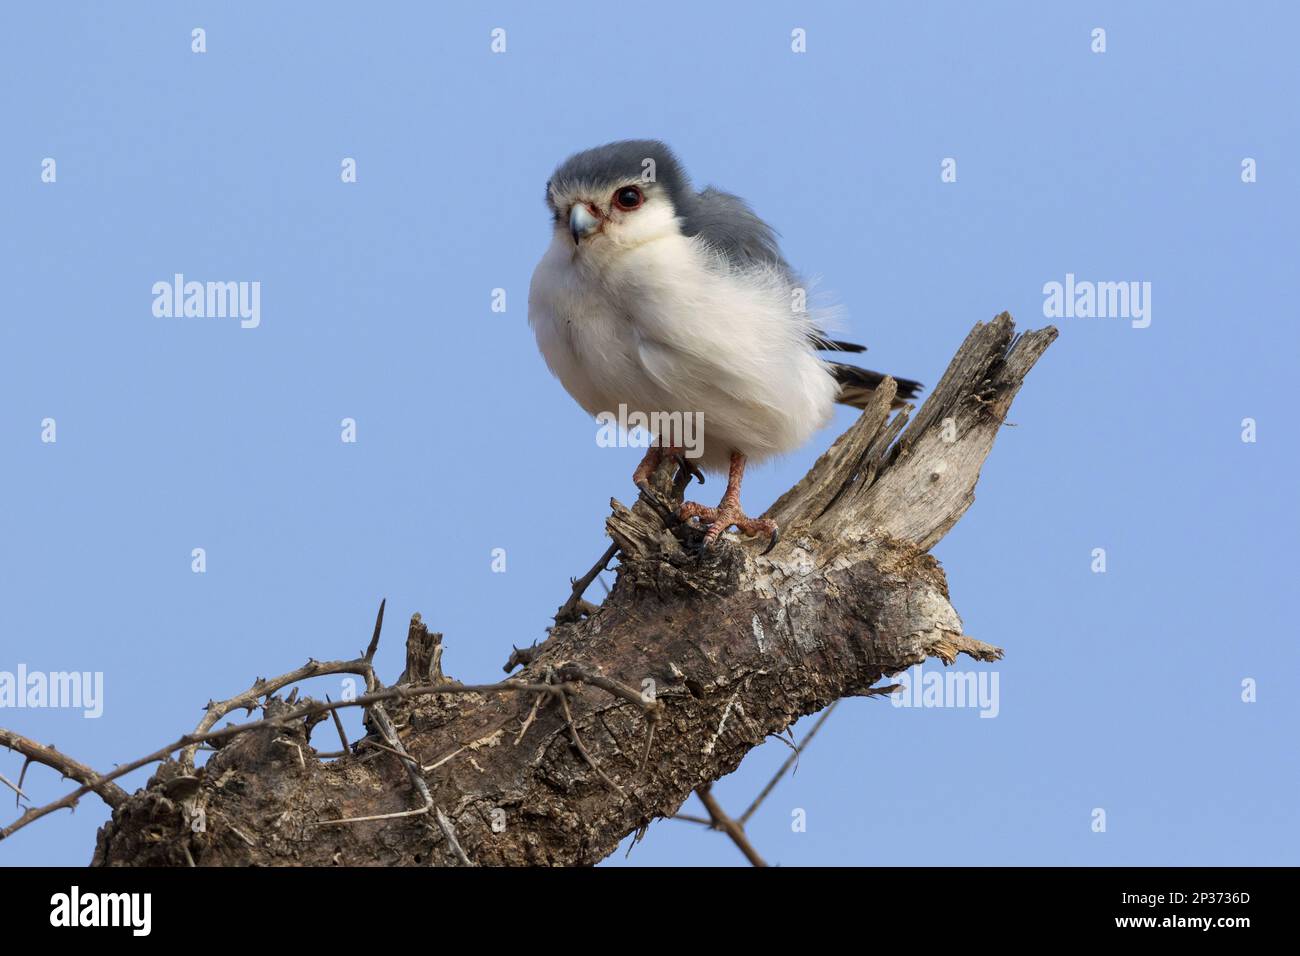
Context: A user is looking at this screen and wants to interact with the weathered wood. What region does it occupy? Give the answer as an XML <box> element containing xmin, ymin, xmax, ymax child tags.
<box><xmin>91</xmin><ymin>312</ymin><xmax>1055</xmax><ymax>867</ymax></box>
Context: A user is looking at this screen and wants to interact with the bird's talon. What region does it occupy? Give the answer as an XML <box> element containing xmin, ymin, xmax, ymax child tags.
<box><xmin>675</xmin><ymin>456</ymin><xmax>706</xmax><ymax>486</ymax></box>
<box><xmin>676</xmin><ymin>498</ymin><xmax>778</xmax><ymax>554</ymax></box>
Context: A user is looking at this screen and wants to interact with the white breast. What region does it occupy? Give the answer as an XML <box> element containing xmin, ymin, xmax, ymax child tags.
<box><xmin>528</xmin><ymin>231</ymin><xmax>839</xmax><ymax>472</ymax></box>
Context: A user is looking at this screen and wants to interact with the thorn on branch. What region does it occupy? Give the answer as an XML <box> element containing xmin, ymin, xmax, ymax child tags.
<box><xmin>364</xmin><ymin>598</ymin><xmax>386</xmax><ymax>663</ymax></box>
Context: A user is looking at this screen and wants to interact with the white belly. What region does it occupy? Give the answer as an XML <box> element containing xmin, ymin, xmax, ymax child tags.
<box><xmin>528</xmin><ymin>232</ymin><xmax>838</xmax><ymax>472</ymax></box>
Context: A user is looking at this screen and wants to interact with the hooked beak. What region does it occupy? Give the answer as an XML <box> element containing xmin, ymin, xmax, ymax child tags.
<box><xmin>569</xmin><ymin>203</ymin><xmax>601</xmax><ymax>244</ymax></box>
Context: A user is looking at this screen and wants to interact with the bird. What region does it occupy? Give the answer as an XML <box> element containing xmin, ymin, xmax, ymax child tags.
<box><xmin>528</xmin><ymin>140</ymin><xmax>920</xmax><ymax>554</ymax></box>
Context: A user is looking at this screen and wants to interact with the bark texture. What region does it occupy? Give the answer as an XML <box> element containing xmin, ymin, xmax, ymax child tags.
<box><xmin>92</xmin><ymin>312</ymin><xmax>1055</xmax><ymax>867</ymax></box>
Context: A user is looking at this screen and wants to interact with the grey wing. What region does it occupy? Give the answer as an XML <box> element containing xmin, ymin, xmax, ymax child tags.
<box><xmin>680</xmin><ymin>186</ymin><xmax>862</xmax><ymax>354</ymax></box>
<box><xmin>680</xmin><ymin>186</ymin><xmax>795</xmax><ymax>278</ymax></box>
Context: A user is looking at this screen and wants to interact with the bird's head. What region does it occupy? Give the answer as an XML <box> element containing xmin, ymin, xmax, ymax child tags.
<box><xmin>544</xmin><ymin>140</ymin><xmax>693</xmax><ymax>259</ymax></box>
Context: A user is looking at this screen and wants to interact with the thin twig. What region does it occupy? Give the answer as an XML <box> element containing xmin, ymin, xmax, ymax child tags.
<box><xmin>555</xmin><ymin>662</ymin><xmax>659</xmax><ymax>714</ymax></box>
<box><xmin>0</xmin><ymin>770</ymin><xmax>28</xmax><ymax>802</ymax></box>
<box><xmin>676</xmin><ymin>702</ymin><xmax>841</xmax><ymax>865</ymax></box>
<box><xmin>355</xmin><ymin>737</ymin><xmax>410</xmax><ymax>761</ymax></box>
<box><xmin>514</xmin><ymin>693</ymin><xmax>545</xmax><ymax>745</ymax></box>
<box><xmin>316</xmin><ymin>673</ymin><xmax>442</xmax><ymax>834</ymax></box>
<box><xmin>311</xmin><ymin>804</ymin><xmax>431</xmax><ymax>827</ymax></box>
<box><xmin>421</xmin><ymin>745</ymin><xmax>465</xmax><ymax>772</ymax></box>
<box><xmin>739</xmin><ymin>700</ymin><xmax>838</xmax><ymax>825</ymax></box>
<box><xmin>696</xmin><ymin>784</ymin><xmax>766</xmax><ymax>867</ymax></box>
<box><xmin>558</xmin><ymin>688</ymin><xmax>623</xmax><ymax>796</ymax></box>
<box><xmin>436</xmin><ymin>807</ymin><xmax>472</xmax><ymax>866</ymax></box>
<box><xmin>273</xmin><ymin>737</ymin><xmax>306</xmax><ymax>770</ymax></box>
<box><xmin>639</xmin><ymin>720</ymin><xmax>657</xmax><ymax>772</ymax></box>
<box><xmin>0</xmin><ymin>729</ymin><xmax>128</xmax><ymax>809</ymax></box>
<box><xmin>181</xmin><ymin>658</ymin><xmax>378</xmax><ymax>770</ymax></box>
<box><xmin>554</xmin><ymin>542</ymin><xmax>619</xmax><ymax>624</ymax></box>
<box><xmin>326</xmin><ymin>695</ymin><xmax>350</xmax><ymax>752</ymax></box>
<box><xmin>671</xmin><ymin>812</ymin><xmax>711</xmax><ymax>826</ymax></box>
<box><xmin>320</xmin><ymin>659</ymin><xmax>475</xmax><ymax>867</ymax></box>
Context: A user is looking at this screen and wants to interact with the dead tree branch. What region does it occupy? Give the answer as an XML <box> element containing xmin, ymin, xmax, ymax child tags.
<box><xmin>0</xmin><ymin>730</ymin><xmax>129</xmax><ymax>810</ymax></box>
<box><xmin>1</xmin><ymin>312</ymin><xmax>1053</xmax><ymax>866</ymax></box>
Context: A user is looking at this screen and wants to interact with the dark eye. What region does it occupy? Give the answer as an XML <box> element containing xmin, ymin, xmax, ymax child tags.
<box><xmin>614</xmin><ymin>186</ymin><xmax>643</xmax><ymax>211</ymax></box>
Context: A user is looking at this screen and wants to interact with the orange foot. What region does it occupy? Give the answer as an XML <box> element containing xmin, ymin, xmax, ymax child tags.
<box><xmin>677</xmin><ymin>450</ymin><xmax>779</xmax><ymax>555</ymax></box>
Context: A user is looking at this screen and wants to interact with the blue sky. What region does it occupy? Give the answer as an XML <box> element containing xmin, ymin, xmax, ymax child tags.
<box><xmin>1</xmin><ymin>1</ymin><xmax>1296</xmax><ymax>866</ymax></box>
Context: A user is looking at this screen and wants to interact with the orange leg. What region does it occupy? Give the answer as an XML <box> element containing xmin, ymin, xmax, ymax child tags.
<box><xmin>632</xmin><ymin>443</ymin><xmax>704</xmax><ymax>496</ymax></box>
<box><xmin>678</xmin><ymin>451</ymin><xmax>779</xmax><ymax>554</ymax></box>
<box><xmin>632</xmin><ymin>445</ymin><xmax>667</xmax><ymax>492</ymax></box>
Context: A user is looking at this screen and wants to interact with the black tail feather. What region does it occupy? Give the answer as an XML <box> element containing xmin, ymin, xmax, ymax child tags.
<box><xmin>811</xmin><ymin>334</ymin><xmax>868</xmax><ymax>354</ymax></box>
<box><xmin>829</xmin><ymin>362</ymin><xmax>923</xmax><ymax>410</ymax></box>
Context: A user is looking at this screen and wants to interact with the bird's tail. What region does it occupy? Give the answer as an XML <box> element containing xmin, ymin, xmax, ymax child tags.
<box><xmin>829</xmin><ymin>361</ymin><xmax>923</xmax><ymax>410</ymax></box>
